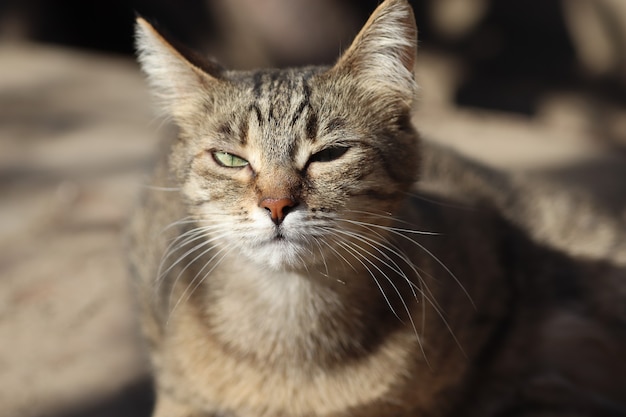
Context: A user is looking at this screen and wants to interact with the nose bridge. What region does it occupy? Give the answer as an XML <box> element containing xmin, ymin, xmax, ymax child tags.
<box><xmin>255</xmin><ymin>166</ymin><xmax>300</xmax><ymax>201</ymax></box>
<box><xmin>256</xmin><ymin>166</ymin><xmax>301</xmax><ymax>225</ymax></box>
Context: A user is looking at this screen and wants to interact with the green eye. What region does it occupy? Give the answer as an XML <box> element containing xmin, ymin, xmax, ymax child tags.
<box><xmin>212</xmin><ymin>151</ymin><xmax>249</xmax><ymax>168</ymax></box>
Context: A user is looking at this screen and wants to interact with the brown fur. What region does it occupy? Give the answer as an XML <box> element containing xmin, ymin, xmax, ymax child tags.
<box><xmin>128</xmin><ymin>1</ymin><xmax>626</xmax><ymax>416</ymax></box>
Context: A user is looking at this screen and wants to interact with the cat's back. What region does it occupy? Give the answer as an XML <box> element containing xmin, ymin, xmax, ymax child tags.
<box><xmin>410</xmin><ymin>163</ymin><xmax>626</xmax><ymax>415</ymax></box>
<box><xmin>419</xmin><ymin>139</ymin><xmax>626</xmax><ymax>266</ymax></box>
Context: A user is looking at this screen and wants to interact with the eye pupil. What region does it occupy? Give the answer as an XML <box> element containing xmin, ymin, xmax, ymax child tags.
<box><xmin>212</xmin><ymin>151</ymin><xmax>249</xmax><ymax>168</ymax></box>
<box><xmin>309</xmin><ymin>146</ymin><xmax>349</xmax><ymax>164</ymax></box>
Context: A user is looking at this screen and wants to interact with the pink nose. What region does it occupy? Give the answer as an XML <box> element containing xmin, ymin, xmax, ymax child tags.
<box><xmin>260</xmin><ymin>198</ymin><xmax>297</xmax><ymax>225</ymax></box>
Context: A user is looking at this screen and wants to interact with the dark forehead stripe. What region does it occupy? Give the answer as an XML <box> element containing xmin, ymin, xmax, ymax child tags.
<box><xmin>250</xmin><ymin>70</ymin><xmax>292</xmax><ymax>98</ymax></box>
<box><xmin>288</xmin><ymin>74</ymin><xmax>320</xmax><ymax>143</ymax></box>
<box><xmin>238</xmin><ymin>117</ymin><xmax>249</xmax><ymax>145</ymax></box>
<box><xmin>216</xmin><ymin>117</ymin><xmax>248</xmax><ymax>145</ymax></box>
<box><xmin>252</xmin><ymin>71</ymin><xmax>263</xmax><ymax>98</ymax></box>
<box><xmin>217</xmin><ymin>122</ymin><xmax>233</xmax><ymax>136</ymax></box>
<box><xmin>289</xmin><ymin>80</ymin><xmax>312</xmax><ymax>128</ymax></box>
<box><xmin>249</xmin><ymin>104</ymin><xmax>263</xmax><ymax>125</ymax></box>
<box><xmin>269</xmin><ymin>76</ymin><xmax>300</xmax><ymax>124</ymax></box>
<box><xmin>245</xmin><ymin>69</ymin><xmax>321</xmax><ymax>151</ymax></box>
<box><xmin>305</xmin><ymin>112</ymin><xmax>318</xmax><ymax>142</ymax></box>
<box><xmin>250</xmin><ymin>71</ymin><xmax>314</xmax><ymax>122</ymax></box>
<box><xmin>325</xmin><ymin>117</ymin><xmax>346</xmax><ymax>133</ymax></box>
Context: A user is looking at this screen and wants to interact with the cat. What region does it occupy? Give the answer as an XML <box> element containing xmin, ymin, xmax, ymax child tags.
<box><xmin>127</xmin><ymin>0</ymin><xmax>626</xmax><ymax>416</ymax></box>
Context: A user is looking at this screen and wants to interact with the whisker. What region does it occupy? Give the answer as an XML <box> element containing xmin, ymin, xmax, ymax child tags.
<box><xmin>327</xmin><ymin>229</ymin><xmax>420</xmax><ymax>322</ymax></box>
<box><xmin>402</xmin><ymin>190</ymin><xmax>476</xmax><ymax>211</ymax></box>
<box><xmin>156</xmin><ymin>226</ymin><xmax>227</xmax><ymax>288</ymax></box>
<box><xmin>157</xmin><ymin>227</ymin><xmax>232</xmax><ymax>312</ymax></box>
<box><xmin>310</xmin><ymin>236</ymin><xmax>331</xmax><ymax>277</ymax></box>
<box><xmin>337</xmin><ymin>221</ymin><xmax>435</xmax><ymax>309</ymax></box>
<box><xmin>341</xmin><ymin>218</ymin><xmax>474</xmax><ymax>309</ymax></box>
<box><xmin>320</xmin><ymin>235</ymin><xmax>359</xmax><ymax>274</ymax></box>
<box><xmin>158</xmin><ymin>216</ymin><xmax>197</xmax><ymax>234</ymax></box>
<box><xmin>341</xmin><ymin>217</ymin><xmax>439</xmax><ymax>236</ymax></box>
<box><xmin>334</xmin><ymin>239</ymin><xmax>403</xmax><ymax>323</ymax></box>
<box><xmin>331</xmin><ymin>234</ymin><xmax>431</xmax><ymax>365</ymax></box>
<box><xmin>330</xmin><ymin>228</ymin><xmax>412</xmax><ymax>283</ymax></box>
<box><xmin>333</xmin><ymin>216</ymin><xmax>468</xmax><ymax>357</ymax></box>
<box><xmin>167</xmin><ymin>242</ymin><xmax>235</xmax><ymax>321</ymax></box>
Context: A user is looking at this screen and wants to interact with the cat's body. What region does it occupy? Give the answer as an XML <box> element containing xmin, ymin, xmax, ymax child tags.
<box><xmin>128</xmin><ymin>1</ymin><xmax>626</xmax><ymax>416</ymax></box>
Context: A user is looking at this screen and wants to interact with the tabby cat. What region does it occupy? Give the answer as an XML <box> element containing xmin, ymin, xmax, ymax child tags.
<box><xmin>128</xmin><ymin>0</ymin><xmax>626</xmax><ymax>416</ymax></box>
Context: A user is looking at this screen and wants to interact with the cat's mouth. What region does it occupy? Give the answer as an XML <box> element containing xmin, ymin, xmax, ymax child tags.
<box><xmin>273</xmin><ymin>232</ymin><xmax>286</xmax><ymax>241</ymax></box>
<box><xmin>268</xmin><ymin>228</ymin><xmax>304</xmax><ymax>246</ymax></box>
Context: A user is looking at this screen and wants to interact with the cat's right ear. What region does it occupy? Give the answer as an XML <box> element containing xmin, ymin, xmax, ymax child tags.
<box><xmin>135</xmin><ymin>17</ymin><xmax>223</xmax><ymax>118</ymax></box>
<box><xmin>330</xmin><ymin>0</ymin><xmax>417</xmax><ymax>106</ymax></box>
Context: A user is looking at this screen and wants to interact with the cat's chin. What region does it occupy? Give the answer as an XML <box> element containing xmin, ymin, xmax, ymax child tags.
<box><xmin>241</xmin><ymin>237</ymin><xmax>314</xmax><ymax>271</ymax></box>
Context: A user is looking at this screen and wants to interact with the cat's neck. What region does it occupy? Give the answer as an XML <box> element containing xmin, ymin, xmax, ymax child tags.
<box><xmin>187</xmin><ymin>250</ymin><xmax>417</xmax><ymax>367</ymax></box>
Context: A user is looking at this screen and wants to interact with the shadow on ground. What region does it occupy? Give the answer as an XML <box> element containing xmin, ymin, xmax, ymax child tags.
<box><xmin>46</xmin><ymin>377</ymin><xmax>155</xmax><ymax>417</ymax></box>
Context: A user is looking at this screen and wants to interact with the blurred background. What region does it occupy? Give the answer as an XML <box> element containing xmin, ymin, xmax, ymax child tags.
<box><xmin>1</xmin><ymin>1</ymin><xmax>625</xmax><ymax>416</ymax></box>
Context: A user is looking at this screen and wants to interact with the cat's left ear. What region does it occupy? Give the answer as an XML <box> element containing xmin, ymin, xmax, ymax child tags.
<box><xmin>135</xmin><ymin>17</ymin><xmax>223</xmax><ymax>119</ymax></box>
<box><xmin>332</xmin><ymin>0</ymin><xmax>417</xmax><ymax>104</ymax></box>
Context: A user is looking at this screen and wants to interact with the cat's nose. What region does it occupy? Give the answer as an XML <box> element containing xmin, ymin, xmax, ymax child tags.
<box><xmin>260</xmin><ymin>197</ymin><xmax>297</xmax><ymax>225</ymax></box>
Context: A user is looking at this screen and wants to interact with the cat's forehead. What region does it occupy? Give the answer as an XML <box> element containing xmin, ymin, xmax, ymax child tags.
<box><xmin>232</xmin><ymin>67</ymin><xmax>325</xmax><ymax>119</ymax></box>
<box><xmin>247</xmin><ymin>68</ymin><xmax>317</xmax><ymax>96</ymax></box>
<box><xmin>215</xmin><ymin>68</ymin><xmax>332</xmax><ymax>160</ymax></box>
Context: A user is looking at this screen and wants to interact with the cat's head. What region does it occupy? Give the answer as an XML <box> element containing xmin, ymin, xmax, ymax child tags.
<box><xmin>136</xmin><ymin>0</ymin><xmax>420</xmax><ymax>271</ymax></box>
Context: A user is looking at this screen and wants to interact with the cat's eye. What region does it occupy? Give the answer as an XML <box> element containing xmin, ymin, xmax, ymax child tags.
<box><xmin>308</xmin><ymin>146</ymin><xmax>350</xmax><ymax>164</ymax></box>
<box><xmin>212</xmin><ymin>151</ymin><xmax>249</xmax><ymax>168</ymax></box>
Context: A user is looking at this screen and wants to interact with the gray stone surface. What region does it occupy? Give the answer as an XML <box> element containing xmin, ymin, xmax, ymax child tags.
<box><xmin>0</xmin><ymin>43</ymin><xmax>155</xmax><ymax>417</ymax></box>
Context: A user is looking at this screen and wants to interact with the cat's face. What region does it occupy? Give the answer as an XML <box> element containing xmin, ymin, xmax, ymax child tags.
<box><xmin>175</xmin><ymin>68</ymin><xmax>419</xmax><ymax>269</ymax></box>
<box><xmin>136</xmin><ymin>0</ymin><xmax>419</xmax><ymax>270</ymax></box>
